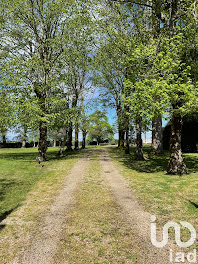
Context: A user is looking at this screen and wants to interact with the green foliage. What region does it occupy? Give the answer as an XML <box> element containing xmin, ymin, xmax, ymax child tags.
<box><xmin>88</xmin><ymin>110</ymin><xmax>114</xmax><ymax>143</ymax></box>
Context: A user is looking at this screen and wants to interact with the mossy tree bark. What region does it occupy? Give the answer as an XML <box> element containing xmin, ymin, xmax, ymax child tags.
<box><xmin>82</xmin><ymin>131</ymin><xmax>87</xmax><ymax>149</ymax></box>
<box><xmin>75</xmin><ymin>123</ymin><xmax>79</xmax><ymax>150</ymax></box>
<box><xmin>34</xmin><ymin>85</ymin><xmax>48</xmax><ymax>161</ymax></box>
<box><xmin>118</xmin><ymin>128</ymin><xmax>125</xmax><ymax>149</ymax></box>
<box><xmin>167</xmin><ymin>112</ymin><xmax>187</xmax><ymax>175</ymax></box>
<box><xmin>125</xmin><ymin>128</ymin><xmax>130</xmax><ymax>154</ymax></box>
<box><xmin>22</xmin><ymin>125</ymin><xmax>28</xmax><ymax>148</ymax></box>
<box><xmin>38</xmin><ymin>120</ymin><xmax>48</xmax><ymax>161</ymax></box>
<box><xmin>135</xmin><ymin>117</ymin><xmax>145</xmax><ymax>160</ymax></box>
<box><xmin>152</xmin><ymin>116</ymin><xmax>163</xmax><ymax>155</ymax></box>
<box><xmin>67</xmin><ymin>123</ymin><xmax>73</xmax><ymax>151</ymax></box>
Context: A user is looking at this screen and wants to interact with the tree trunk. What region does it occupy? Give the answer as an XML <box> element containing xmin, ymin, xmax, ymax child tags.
<box><xmin>22</xmin><ymin>140</ymin><xmax>26</xmax><ymax>148</ymax></box>
<box><xmin>67</xmin><ymin>123</ymin><xmax>73</xmax><ymax>151</ymax></box>
<box><xmin>135</xmin><ymin>117</ymin><xmax>145</xmax><ymax>160</ymax></box>
<box><xmin>38</xmin><ymin>121</ymin><xmax>48</xmax><ymax>161</ymax></box>
<box><xmin>150</xmin><ymin>1</ymin><xmax>164</xmax><ymax>155</ymax></box>
<box><xmin>53</xmin><ymin>139</ymin><xmax>56</xmax><ymax>148</ymax></box>
<box><xmin>118</xmin><ymin>129</ymin><xmax>125</xmax><ymax>149</ymax></box>
<box><xmin>22</xmin><ymin>125</ymin><xmax>27</xmax><ymax>148</ymax></box>
<box><xmin>2</xmin><ymin>134</ymin><xmax>6</xmax><ymax>147</ymax></box>
<box><xmin>125</xmin><ymin>129</ymin><xmax>130</xmax><ymax>154</ymax></box>
<box><xmin>152</xmin><ymin>116</ymin><xmax>163</xmax><ymax>155</ymax></box>
<box><xmin>116</xmin><ymin>101</ymin><xmax>125</xmax><ymax>149</ymax></box>
<box><xmin>167</xmin><ymin>113</ymin><xmax>187</xmax><ymax>175</ymax></box>
<box><xmin>74</xmin><ymin>123</ymin><xmax>79</xmax><ymax>150</ymax></box>
<box><xmin>1</xmin><ymin>128</ymin><xmax>7</xmax><ymax>147</ymax></box>
<box><xmin>124</xmin><ymin>89</ymin><xmax>130</xmax><ymax>154</ymax></box>
<box><xmin>34</xmin><ymin>82</ymin><xmax>48</xmax><ymax>161</ymax></box>
<box><xmin>82</xmin><ymin>131</ymin><xmax>86</xmax><ymax>149</ymax></box>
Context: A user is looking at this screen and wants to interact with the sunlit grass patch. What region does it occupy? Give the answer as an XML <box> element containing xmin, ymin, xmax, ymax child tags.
<box><xmin>108</xmin><ymin>146</ymin><xmax>198</xmax><ymax>243</ymax></box>
<box><xmin>0</xmin><ymin>147</ymin><xmax>89</xmax><ymax>221</ymax></box>
<box><xmin>0</xmin><ymin>147</ymin><xmax>91</xmax><ymax>263</ymax></box>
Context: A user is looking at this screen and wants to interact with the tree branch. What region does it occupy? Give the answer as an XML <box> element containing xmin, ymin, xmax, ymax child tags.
<box><xmin>111</xmin><ymin>0</ymin><xmax>152</xmax><ymax>8</ymax></box>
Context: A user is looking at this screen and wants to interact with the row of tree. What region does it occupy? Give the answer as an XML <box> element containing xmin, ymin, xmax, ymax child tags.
<box><xmin>93</xmin><ymin>0</ymin><xmax>198</xmax><ymax>175</ymax></box>
<box><xmin>0</xmin><ymin>0</ymin><xmax>198</xmax><ymax>175</ymax></box>
<box><xmin>0</xmin><ymin>0</ymin><xmax>95</xmax><ymax>159</ymax></box>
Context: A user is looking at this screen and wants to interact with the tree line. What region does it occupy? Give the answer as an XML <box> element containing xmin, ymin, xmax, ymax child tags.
<box><xmin>0</xmin><ymin>0</ymin><xmax>198</xmax><ymax>175</ymax></box>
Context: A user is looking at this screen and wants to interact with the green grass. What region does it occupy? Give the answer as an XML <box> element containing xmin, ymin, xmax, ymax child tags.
<box><xmin>0</xmin><ymin>147</ymin><xmax>89</xmax><ymax>224</ymax></box>
<box><xmin>0</xmin><ymin>146</ymin><xmax>93</xmax><ymax>263</ymax></box>
<box><xmin>56</xmin><ymin>150</ymin><xmax>137</xmax><ymax>263</ymax></box>
<box><xmin>108</xmin><ymin>146</ymin><xmax>198</xmax><ymax>243</ymax></box>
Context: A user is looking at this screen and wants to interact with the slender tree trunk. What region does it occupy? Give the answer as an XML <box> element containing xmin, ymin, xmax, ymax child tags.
<box><xmin>67</xmin><ymin>95</ymin><xmax>78</xmax><ymax>151</ymax></box>
<box><xmin>34</xmin><ymin>82</ymin><xmax>48</xmax><ymax>161</ymax></box>
<box><xmin>22</xmin><ymin>125</ymin><xmax>27</xmax><ymax>148</ymax></box>
<box><xmin>125</xmin><ymin>129</ymin><xmax>130</xmax><ymax>154</ymax></box>
<box><xmin>119</xmin><ymin>128</ymin><xmax>125</xmax><ymax>149</ymax></box>
<box><xmin>75</xmin><ymin>123</ymin><xmax>79</xmax><ymax>150</ymax></box>
<box><xmin>67</xmin><ymin>123</ymin><xmax>73</xmax><ymax>151</ymax></box>
<box><xmin>2</xmin><ymin>134</ymin><xmax>6</xmax><ymax>147</ymax></box>
<box><xmin>135</xmin><ymin>117</ymin><xmax>145</xmax><ymax>160</ymax></box>
<box><xmin>1</xmin><ymin>128</ymin><xmax>7</xmax><ymax>147</ymax></box>
<box><xmin>124</xmin><ymin>87</ymin><xmax>130</xmax><ymax>154</ymax></box>
<box><xmin>125</xmin><ymin>106</ymin><xmax>130</xmax><ymax>154</ymax></box>
<box><xmin>38</xmin><ymin>121</ymin><xmax>48</xmax><ymax>161</ymax></box>
<box><xmin>152</xmin><ymin>116</ymin><xmax>163</xmax><ymax>155</ymax></box>
<box><xmin>150</xmin><ymin>1</ymin><xmax>164</xmax><ymax>156</ymax></box>
<box><xmin>22</xmin><ymin>140</ymin><xmax>26</xmax><ymax>148</ymax></box>
<box><xmin>82</xmin><ymin>131</ymin><xmax>87</xmax><ymax>149</ymax></box>
<box><xmin>53</xmin><ymin>139</ymin><xmax>56</xmax><ymax>148</ymax></box>
<box><xmin>167</xmin><ymin>113</ymin><xmax>187</xmax><ymax>175</ymax></box>
<box><xmin>117</xmin><ymin>102</ymin><xmax>125</xmax><ymax>149</ymax></box>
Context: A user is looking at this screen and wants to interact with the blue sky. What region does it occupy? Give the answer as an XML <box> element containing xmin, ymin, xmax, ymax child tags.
<box><xmin>6</xmin><ymin>85</ymin><xmax>168</xmax><ymax>141</ymax></box>
<box><xmin>7</xmin><ymin>106</ymin><xmax>168</xmax><ymax>141</ymax></box>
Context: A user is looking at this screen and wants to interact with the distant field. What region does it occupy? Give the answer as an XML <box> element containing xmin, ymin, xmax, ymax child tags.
<box><xmin>108</xmin><ymin>146</ymin><xmax>198</xmax><ymax>243</ymax></box>
<box><xmin>0</xmin><ymin>147</ymin><xmax>88</xmax><ymax>223</ymax></box>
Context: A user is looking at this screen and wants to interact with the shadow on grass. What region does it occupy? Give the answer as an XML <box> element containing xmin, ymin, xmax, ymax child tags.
<box><xmin>0</xmin><ymin>206</ymin><xmax>19</xmax><ymax>231</ymax></box>
<box><xmin>0</xmin><ymin>179</ymin><xmax>19</xmax><ymax>200</ymax></box>
<box><xmin>0</xmin><ymin>148</ymin><xmax>89</xmax><ymax>162</ymax></box>
<box><xmin>0</xmin><ymin>207</ymin><xmax>18</xmax><ymax>223</ymax></box>
<box><xmin>189</xmin><ymin>201</ymin><xmax>198</xmax><ymax>209</ymax></box>
<box><xmin>0</xmin><ymin>147</ymin><xmax>92</xmax><ymax>232</ymax></box>
<box><xmin>108</xmin><ymin>146</ymin><xmax>198</xmax><ymax>174</ymax></box>
<box><xmin>0</xmin><ymin>224</ymin><xmax>6</xmax><ymax>231</ymax></box>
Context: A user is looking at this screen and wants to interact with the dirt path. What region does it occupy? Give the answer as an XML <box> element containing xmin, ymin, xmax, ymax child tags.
<box><xmin>9</xmin><ymin>151</ymin><xmax>92</xmax><ymax>264</ymax></box>
<box><xmin>2</xmin><ymin>148</ymin><xmax>183</xmax><ymax>263</ymax></box>
<box><xmin>100</xmin><ymin>148</ymin><xmax>177</xmax><ymax>264</ymax></box>
<box><xmin>53</xmin><ymin>150</ymin><xmax>137</xmax><ymax>263</ymax></box>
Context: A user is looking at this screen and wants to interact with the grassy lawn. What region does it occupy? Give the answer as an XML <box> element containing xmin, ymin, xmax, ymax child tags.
<box><xmin>108</xmin><ymin>146</ymin><xmax>198</xmax><ymax>242</ymax></box>
<box><xmin>0</xmin><ymin>146</ymin><xmax>93</xmax><ymax>263</ymax></box>
<box><xmin>56</xmin><ymin>150</ymin><xmax>136</xmax><ymax>264</ymax></box>
<box><xmin>0</xmin><ymin>147</ymin><xmax>89</xmax><ymax>225</ymax></box>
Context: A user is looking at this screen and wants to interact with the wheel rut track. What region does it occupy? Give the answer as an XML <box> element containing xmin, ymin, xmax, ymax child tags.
<box><xmin>9</xmin><ymin>151</ymin><xmax>92</xmax><ymax>264</ymax></box>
